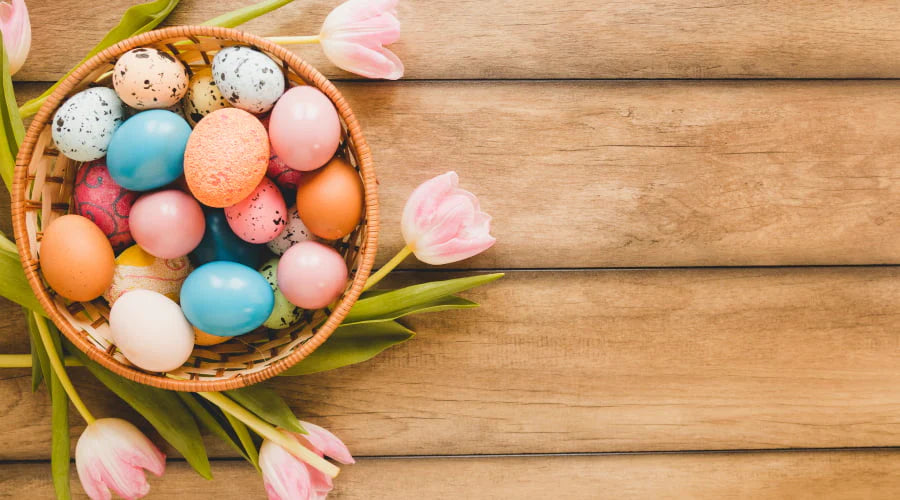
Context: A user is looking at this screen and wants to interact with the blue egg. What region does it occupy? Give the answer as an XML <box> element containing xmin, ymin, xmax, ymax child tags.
<box><xmin>181</xmin><ymin>261</ymin><xmax>274</xmax><ymax>336</ymax></box>
<box><xmin>106</xmin><ymin>110</ymin><xmax>191</xmax><ymax>191</ymax></box>
<box><xmin>191</xmin><ymin>209</ymin><xmax>264</xmax><ymax>267</ymax></box>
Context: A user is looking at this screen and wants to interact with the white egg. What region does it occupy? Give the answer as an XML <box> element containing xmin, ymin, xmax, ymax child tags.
<box><xmin>266</xmin><ymin>206</ymin><xmax>317</xmax><ymax>255</ymax></box>
<box><xmin>52</xmin><ymin>87</ymin><xmax>126</xmax><ymax>162</ymax></box>
<box><xmin>109</xmin><ymin>289</ymin><xmax>194</xmax><ymax>372</ymax></box>
<box><xmin>212</xmin><ymin>46</ymin><xmax>285</xmax><ymax>113</ymax></box>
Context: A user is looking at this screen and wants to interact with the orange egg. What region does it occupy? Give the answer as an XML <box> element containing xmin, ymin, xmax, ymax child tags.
<box><xmin>193</xmin><ymin>327</ymin><xmax>230</xmax><ymax>346</ymax></box>
<box><xmin>295</xmin><ymin>157</ymin><xmax>364</xmax><ymax>240</ymax></box>
<box><xmin>39</xmin><ymin>214</ymin><xmax>115</xmax><ymax>301</ymax></box>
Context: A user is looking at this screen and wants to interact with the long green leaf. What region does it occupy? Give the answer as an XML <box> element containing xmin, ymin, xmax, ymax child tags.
<box><xmin>176</xmin><ymin>392</ymin><xmax>254</xmax><ymax>467</ymax></box>
<box><xmin>18</xmin><ymin>0</ymin><xmax>181</xmax><ymax>118</ymax></box>
<box><xmin>67</xmin><ymin>343</ymin><xmax>212</xmax><ymax>479</ymax></box>
<box><xmin>341</xmin><ymin>295</ymin><xmax>478</xmax><ymax>326</ymax></box>
<box><xmin>344</xmin><ymin>273</ymin><xmax>504</xmax><ymax>324</ymax></box>
<box><xmin>0</xmin><ymin>36</ymin><xmax>24</xmax><ymax>190</ymax></box>
<box><xmin>281</xmin><ymin>321</ymin><xmax>415</xmax><ymax>376</ymax></box>
<box><xmin>0</xmin><ymin>248</ymin><xmax>44</xmax><ymax>312</ymax></box>
<box><xmin>26</xmin><ymin>309</ymin><xmax>49</xmax><ymax>391</ymax></box>
<box><xmin>49</xmin><ymin>324</ymin><xmax>71</xmax><ymax>500</ymax></box>
<box><xmin>225</xmin><ymin>385</ymin><xmax>305</xmax><ymax>434</ymax></box>
<box><xmin>223</xmin><ymin>411</ymin><xmax>260</xmax><ymax>470</ymax></box>
<box><xmin>201</xmin><ymin>0</ymin><xmax>295</xmax><ymax>29</ymax></box>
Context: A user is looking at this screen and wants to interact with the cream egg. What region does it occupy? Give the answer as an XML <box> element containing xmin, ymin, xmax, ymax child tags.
<box><xmin>109</xmin><ymin>289</ymin><xmax>194</xmax><ymax>372</ymax></box>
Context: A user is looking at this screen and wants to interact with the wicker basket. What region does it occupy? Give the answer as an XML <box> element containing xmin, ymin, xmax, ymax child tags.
<box><xmin>11</xmin><ymin>26</ymin><xmax>379</xmax><ymax>391</ymax></box>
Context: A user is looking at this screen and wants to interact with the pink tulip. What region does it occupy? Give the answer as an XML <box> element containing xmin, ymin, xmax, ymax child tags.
<box><xmin>75</xmin><ymin>418</ymin><xmax>166</xmax><ymax>500</ymax></box>
<box><xmin>401</xmin><ymin>171</ymin><xmax>495</xmax><ymax>265</ymax></box>
<box><xmin>260</xmin><ymin>421</ymin><xmax>354</xmax><ymax>500</ymax></box>
<box><xmin>0</xmin><ymin>0</ymin><xmax>30</xmax><ymax>75</ymax></box>
<box><xmin>319</xmin><ymin>0</ymin><xmax>403</xmax><ymax>80</ymax></box>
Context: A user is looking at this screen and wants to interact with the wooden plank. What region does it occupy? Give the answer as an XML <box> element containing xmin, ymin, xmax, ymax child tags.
<box><xmin>12</xmin><ymin>80</ymin><xmax>900</xmax><ymax>267</ymax></box>
<box><xmin>18</xmin><ymin>0</ymin><xmax>900</xmax><ymax>81</ymax></box>
<box><xmin>0</xmin><ymin>268</ymin><xmax>897</xmax><ymax>459</ymax></box>
<box><xmin>2</xmin><ymin>450</ymin><xmax>900</xmax><ymax>499</ymax></box>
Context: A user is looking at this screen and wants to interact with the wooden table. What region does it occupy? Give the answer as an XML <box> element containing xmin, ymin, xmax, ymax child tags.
<box><xmin>2</xmin><ymin>1</ymin><xmax>900</xmax><ymax>498</ymax></box>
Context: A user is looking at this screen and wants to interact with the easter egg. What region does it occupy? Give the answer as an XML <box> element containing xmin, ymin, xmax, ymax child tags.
<box><xmin>224</xmin><ymin>178</ymin><xmax>287</xmax><ymax>243</ymax></box>
<box><xmin>183</xmin><ymin>68</ymin><xmax>230</xmax><ymax>126</ymax></box>
<box><xmin>266</xmin><ymin>153</ymin><xmax>303</xmax><ymax>191</ymax></box>
<box><xmin>277</xmin><ymin>241</ymin><xmax>347</xmax><ymax>309</ymax></box>
<box><xmin>194</xmin><ymin>327</ymin><xmax>229</xmax><ymax>346</ymax></box>
<box><xmin>180</xmin><ymin>261</ymin><xmax>274</xmax><ymax>336</ymax></box>
<box><xmin>106</xmin><ymin>110</ymin><xmax>192</xmax><ymax>191</ymax></box>
<box><xmin>191</xmin><ymin>209</ymin><xmax>264</xmax><ymax>267</ymax></box>
<box><xmin>295</xmin><ymin>157</ymin><xmax>364</xmax><ymax>240</ymax></box>
<box><xmin>103</xmin><ymin>245</ymin><xmax>192</xmax><ymax>305</ymax></box>
<box><xmin>266</xmin><ymin>206</ymin><xmax>316</xmax><ymax>255</ymax></box>
<box><xmin>183</xmin><ymin>108</ymin><xmax>269</xmax><ymax>207</ymax></box>
<box><xmin>39</xmin><ymin>214</ymin><xmax>115</xmax><ymax>301</ymax></box>
<box><xmin>212</xmin><ymin>46</ymin><xmax>285</xmax><ymax>113</ymax></box>
<box><xmin>52</xmin><ymin>87</ymin><xmax>125</xmax><ymax>162</ymax></box>
<box><xmin>130</xmin><ymin>190</ymin><xmax>205</xmax><ymax>258</ymax></box>
<box><xmin>269</xmin><ymin>86</ymin><xmax>341</xmax><ymax>171</ymax></box>
<box><xmin>109</xmin><ymin>290</ymin><xmax>194</xmax><ymax>372</ymax></box>
<box><xmin>259</xmin><ymin>258</ymin><xmax>303</xmax><ymax>330</ymax></box>
<box><xmin>73</xmin><ymin>159</ymin><xmax>138</xmax><ymax>252</ymax></box>
<box><xmin>113</xmin><ymin>48</ymin><xmax>189</xmax><ymax>109</ymax></box>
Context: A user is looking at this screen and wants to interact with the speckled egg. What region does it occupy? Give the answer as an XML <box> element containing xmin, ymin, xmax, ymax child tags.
<box><xmin>52</xmin><ymin>87</ymin><xmax>125</xmax><ymax>162</ymax></box>
<box><xmin>224</xmin><ymin>178</ymin><xmax>287</xmax><ymax>243</ymax></box>
<box><xmin>184</xmin><ymin>108</ymin><xmax>270</xmax><ymax>207</ymax></box>
<box><xmin>183</xmin><ymin>68</ymin><xmax>230</xmax><ymax>126</ymax></box>
<box><xmin>259</xmin><ymin>258</ymin><xmax>303</xmax><ymax>330</ymax></box>
<box><xmin>73</xmin><ymin>159</ymin><xmax>138</xmax><ymax>252</ymax></box>
<box><xmin>212</xmin><ymin>46</ymin><xmax>285</xmax><ymax>113</ymax></box>
<box><xmin>103</xmin><ymin>244</ymin><xmax>193</xmax><ymax>305</ymax></box>
<box><xmin>113</xmin><ymin>47</ymin><xmax>189</xmax><ymax>109</ymax></box>
<box><xmin>266</xmin><ymin>206</ymin><xmax>317</xmax><ymax>255</ymax></box>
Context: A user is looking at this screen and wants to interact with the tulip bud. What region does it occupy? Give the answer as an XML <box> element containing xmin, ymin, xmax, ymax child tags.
<box><xmin>319</xmin><ymin>0</ymin><xmax>403</xmax><ymax>80</ymax></box>
<box><xmin>260</xmin><ymin>421</ymin><xmax>354</xmax><ymax>500</ymax></box>
<box><xmin>75</xmin><ymin>418</ymin><xmax>166</xmax><ymax>500</ymax></box>
<box><xmin>0</xmin><ymin>0</ymin><xmax>30</xmax><ymax>75</ymax></box>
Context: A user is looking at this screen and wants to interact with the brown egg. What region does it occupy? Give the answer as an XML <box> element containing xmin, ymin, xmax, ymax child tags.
<box><xmin>193</xmin><ymin>327</ymin><xmax>229</xmax><ymax>346</ymax></box>
<box><xmin>295</xmin><ymin>157</ymin><xmax>364</xmax><ymax>240</ymax></box>
<box><xmin>39</xmin><ymin>214</ymin><xmax>115</xmax><ymax>301</ymax></box>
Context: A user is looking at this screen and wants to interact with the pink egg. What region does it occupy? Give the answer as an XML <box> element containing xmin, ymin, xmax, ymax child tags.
<box><xmin>277</xmin><ymin>241</ymin><xmax>347</xmax><ymax>309</ymax></box>
<box><xmin>269</xmin><ymin>86</ymin><xmax>341</xmax><ymax>172</ymax></box>
<box><xmin>130</xmin><ymin>190</ymin><xmax>205</xmax><ymax>258</ymax></box>
<box><xmin>73</xmin><ymin>159</ymin><xmax>138</xmax><ymax>252</ymax></box>
<box><xmin>224</xmin><ymin>178</ymin><xmax>288</xmax><ymax>243</ymax></box>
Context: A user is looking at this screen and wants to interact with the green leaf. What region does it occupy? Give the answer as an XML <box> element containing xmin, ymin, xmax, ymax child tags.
<box><xmin>341</xmin><ymin>295</ymin><xmax>478</xmax><ymax>326</ymax></box>
<box><xmin>177</xmin><ymin>392</ymin><xmax>256</xmax><ymax>468</ymax></box>
<box><xmin>19</xmin><ymin>0</ymin><xmax>181</xmax><ymax>118</ymax></box>
<box><xmin>0</xmin><ymin>36</ymin><xmax>24</xmax><ymax>191</ymax></box>
<box><xmin>225</xmin><ymin>385</ymin><xmax>305</xmax><ymax>434</ymax></box>
<box><xmin>50</xmin><ymin>360</ymin><xmax>71</xmax><ymax>499</ymax></box>
<box><xmin>344</xmin><ymin>273</ymin><xmax>504</xmax><ymax>325</ymax></box>
<box><xmin>223</xmin><ymin>411</ymin><xmax>260</xmax><ymax>470</ymax></box>
<box><xmin>201</xmin><ymin>0</ymin><xmax>295</xmax><ymax>29</ymax></box>
<box><xmin>26</xmin><ymin>309</ymin><xmax>49</xmax><ymax>391</ymax></box>
<box><xmin>280</xmin><ymin>321</ymin><xmax>415</xmax><ymax>376</ymax></box>
<box><xmin>0</xmin><ymin>247</ymin><xmax>45</xmax><ymax>313</ymax></box>
<box><xmin>67</xmin><ymin>343</ymin><xmax>212</xmax><ymax>480</ymax></box>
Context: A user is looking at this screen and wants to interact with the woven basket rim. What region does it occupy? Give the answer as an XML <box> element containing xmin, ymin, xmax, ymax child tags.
<box><xmin>11</xmin><ymin>25</ymin><xmax>379</xmax><ymax>391</ymax></box>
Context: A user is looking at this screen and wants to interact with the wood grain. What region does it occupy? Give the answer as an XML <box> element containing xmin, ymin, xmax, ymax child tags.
<box><xmin>0</xmin><ymin>268</ymin><xmax>897</xmax><ymax>459</ymax></box>
<box><xmin>3</xmin><ymin>450</ymin><xmax>900</xmax><ymax>499</ymax></box>
<box><xmin>17</xmin><ymin>0</ymin><xmax>900</xmax><ymax>81</ymax></box>
<box><xmin>12</xmin><ymin>81</ymin><xmax>900</xmax><ymax>268</ymax></box>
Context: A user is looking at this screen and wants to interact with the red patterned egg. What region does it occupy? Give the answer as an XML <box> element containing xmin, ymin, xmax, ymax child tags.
<box><xmin>73</xmin><ymin>159</ymin><xmax>138</xmax><ymax>251</ymax></box>
<box><xmin>267</xmin><ymin>153</ymin><xmax>303</xmax><ymax>191</ymax></box>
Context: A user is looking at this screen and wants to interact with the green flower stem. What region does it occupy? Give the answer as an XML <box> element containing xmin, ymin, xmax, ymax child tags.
<box><xmin>0</xmin><ymin>353</ymin><xmax>80</xmax><ymax>367</ymax></box>
<box><xmin>33</xmin><ymin>312</ymin><xmax>95</xmax><ymax>424</ymax></box>
<box><xmin>267</xmin><ymin>35</ymin><xmax>321</xmax><ymax>45</ymax></box>
<box><xmin>363</xmin><ymin>244</ymin><xmax>412</xmax><ymax>292</ymax></box>
<box><xmin>197</xmin><ymin>391</ymin><xmax>340</xmax><ymax>478</ymax></box>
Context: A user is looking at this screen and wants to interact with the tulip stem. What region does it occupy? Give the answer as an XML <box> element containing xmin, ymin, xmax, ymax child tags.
<box><xmin>0</xmin><ymin>354</ymin><xmax>81</xmax><ymax>367</ymax></box>
<box><xmin>268</xmin><ymin>35</ymin><xmax>321</xmax><ymax>45</ymax></box>
<box><xmin>363</xmin><ymin>244</ymin><xmax>412</xmax><ymax>292</ymax></box>
<box><xmin>197</xmin><ymin>391</ymin><xmax>340</xmax><ymax>478</ymax></box>
<box><xmin>33</xmin><ymin>312</ymin><xmax>96</xmax><ymax>425</ymax></box>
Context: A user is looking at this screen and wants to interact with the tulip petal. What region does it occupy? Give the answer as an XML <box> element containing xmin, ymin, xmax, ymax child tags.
<box><xmin>415</xmin><ymin>234</ymin><xmax>497</xmax><ymax>266</ymax></box>
<box><xmin>75</xmin><ymin>419</ymin><xmax>166</xmax><ymax>500</ymax></box>
<box><xmin>322</xmin><ymin>0</ymin><xmax>398</xmax><ymax>30</ymax></box>
<box><xmin>0</xmin><ymin>0</ymin><xmax>30</xmax><ymax>75</ymax></box>
<box><xmin>323</xmin><ymin>12</ymin><xmax>400</xmax><ymax>46</ymax></box>
<box><xmin>321</xmin><ymin>40</ymin><xmax>404</xmax><ymax>80</ymax></box>
<box><xmin>299</xmin><ymin>421</ymin><xmax>355</xmax><ymax>465</ymax></box>
<box><xmin>401</xmin><ymin>171</ymin><xmax>459</xmax><ymax>245</ymax></box>
<box><xmin>260</xmin><ymin>440</ymin><xmax>313</xmax><ymax>500</ymax></box>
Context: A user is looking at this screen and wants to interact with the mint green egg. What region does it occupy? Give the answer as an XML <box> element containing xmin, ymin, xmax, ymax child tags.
<box><xmin>259</xmin><ymin>258</ymin><xmax>303</xmax><ymax>329</ymax></box>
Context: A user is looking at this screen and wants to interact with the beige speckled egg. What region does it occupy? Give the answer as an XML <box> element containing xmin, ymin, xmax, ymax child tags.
<box><xmin>183</xmin><ymin>68</ymin><xmax>230</xmax><ymax>126</ymax></box>
<box><xmin>113</xmin><ymin>48</ymin><xmax>189</xmax><ymax>109</ymax></box>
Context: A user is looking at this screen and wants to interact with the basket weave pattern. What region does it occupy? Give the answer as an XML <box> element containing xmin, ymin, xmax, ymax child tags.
<box><xmin>11</xmin><ymin>26</ymin><xmax>379</xmax><ymax>391</ymax></box>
